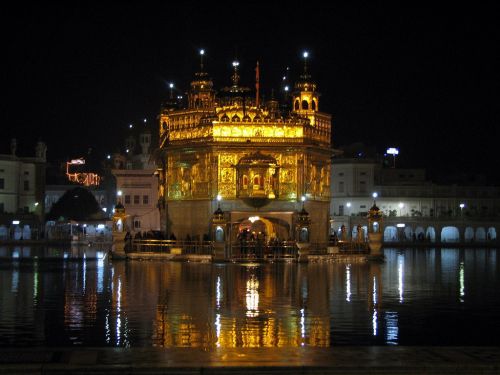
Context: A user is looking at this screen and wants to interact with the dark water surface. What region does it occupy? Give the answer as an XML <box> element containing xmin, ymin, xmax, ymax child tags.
<box><xmin>0</xmin><ymin>247</ymin><xmax>499</xmax><ymax>348</ymax></box>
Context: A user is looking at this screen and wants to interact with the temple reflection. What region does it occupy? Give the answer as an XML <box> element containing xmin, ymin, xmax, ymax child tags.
<box><xmin>1</xmin><ymin>248</ymin><xmax>499</xmax><ymax>347</ymax></box>
<box><xmin>146</xmin><ymin>262</ymin><xmax>385</xmax><ymax>348</ymax></box>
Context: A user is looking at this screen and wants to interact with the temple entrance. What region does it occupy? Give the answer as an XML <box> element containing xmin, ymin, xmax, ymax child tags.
<box><xmin>228</xmin><ymin>211</ymin><xmax>296</xmax><ymax>260</ymax></box>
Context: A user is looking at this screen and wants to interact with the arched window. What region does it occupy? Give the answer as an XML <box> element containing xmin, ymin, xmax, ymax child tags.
<box><xmin>294</xmin><ymin>100</ymin><xmax>300</xmax><ymax>110</ymax></box>
<box><xmin>311</xmin><ymin>100</ymin><xmax>316</xmax><ymax>110</ymax></box>
<box><xmin>302</xmin><ymin>100</ymin><xmax>309</xmax><ymax>110</ymax></box>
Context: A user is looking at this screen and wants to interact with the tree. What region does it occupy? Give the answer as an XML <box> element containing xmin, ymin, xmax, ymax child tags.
<box><xmin>47</xmin><ymin>187</ymin><xmax>105</xmax><ymax>221</ymax></box>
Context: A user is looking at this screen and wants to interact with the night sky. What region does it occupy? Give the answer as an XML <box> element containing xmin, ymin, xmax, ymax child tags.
<box><xmin>2</xmin><ymin>4</ymin><xmax>499</xmax><ymax>183</ymax></box>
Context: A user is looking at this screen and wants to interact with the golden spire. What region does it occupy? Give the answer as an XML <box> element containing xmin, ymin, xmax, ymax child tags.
<box><xmin>255</xmin><ymin>61</ymin><xmax>260</xmax><ymax>107</ymax></box>
<box><xmin>200</xmin><ymin>49</ymin><xmax>205</xmax><ymax>72</ymax></box>
<box><xmin>303</xmin><ymin>51</ymin><xmax>309</xmax><ymax>75</ymax></box>
<box><xmin>231</xmin><ymin>60</ymin><xmax>240</xmax><ymax>87</ymax></box>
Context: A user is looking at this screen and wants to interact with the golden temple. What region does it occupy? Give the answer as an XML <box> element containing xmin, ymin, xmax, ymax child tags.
<box><xmin>157</xmin><ymin>51</ymin><xmax>336</xmax><ymax>245</ymax></box>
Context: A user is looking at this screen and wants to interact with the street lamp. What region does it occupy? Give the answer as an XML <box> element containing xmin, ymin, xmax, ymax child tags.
<box><xmin>386</xmin><ymin>147</ymin><xmax>399</xmax><ymax>168</ymax></box>
<box><xmin>459</xmin><ymin>203</ymin><xmax>465</xmax><ymax>217</ymax></box>
<box><xmin>346</xmin><ymin>202</ymin><xmax>351</xmax><ymax>216</ymax></box>
<box><xmin>217</xmin><ymin>194</ymin><xmax>222</xmax><ymax>209</ymax></box>
<box><xmin>398</xmin><ymin>202</ymin><xmax>404</xmax><ymax>216</ymax></box>
<box><xmin>169</xmin><ymin>82</ymin><xmax>174</xmax><ymax>99</ymax></box>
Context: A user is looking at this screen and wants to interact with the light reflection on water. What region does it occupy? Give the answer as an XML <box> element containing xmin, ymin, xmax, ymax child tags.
<box><xmin>0</xmin><ymin>247</ymin><xmax>499</xmax><ymax>347</ymax></box>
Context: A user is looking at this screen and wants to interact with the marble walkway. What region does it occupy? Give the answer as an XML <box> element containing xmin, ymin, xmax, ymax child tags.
<box><xmin>0</xmin><ymin>346</ymin><xmax>499</xmax><ymax>374</ymax></box>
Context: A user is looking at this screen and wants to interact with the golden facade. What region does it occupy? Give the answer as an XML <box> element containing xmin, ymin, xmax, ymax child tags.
<box><xmin>158</xmin><ymin>56</ymin><xmax>335</xmax><ymax>242</ymax></box>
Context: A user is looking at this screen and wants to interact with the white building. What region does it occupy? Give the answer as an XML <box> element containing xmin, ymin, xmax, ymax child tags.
<box><xmin>330</xmin><ymin>146</ymin><xmax>500</xmax><ymax>243</ymax></box>
<box><xmin>111</xmin><ymin>127</ymin><xmax>160</xmax><ymax>234</ymax></box>
<box><xmin>0</xmin><ymin>139</ymin><xmax>47</xmax><ymax>239</ymax></box>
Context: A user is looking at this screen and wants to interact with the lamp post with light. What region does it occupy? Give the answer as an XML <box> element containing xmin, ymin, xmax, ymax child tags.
<box><xmin>386</xmin><ymin>147</ymin><xmax>399</xmax><ymax>168</ymax></box>
<box><xmin>459</xmin><ymin>203</ymin><xmax>465</xmax><ymax>218</ymax></box>
<box><xmin>212</xmin><ymin>194</ymin><xmax>227</xmax><ymax>260</ymax></box>
<box><xmin>399</xmin><ymin>202</ymin><xmax>404</xmax><ymax>217</ymax></box>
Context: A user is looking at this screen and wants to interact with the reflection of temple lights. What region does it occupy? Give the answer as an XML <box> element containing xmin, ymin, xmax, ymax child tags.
<box><xmin>33</xmin><ymin>261</ymin><xmax>39</xmax><ymax>301</ymax></box>
<box><xmin>385</xmin><ymin>311</ymin><xmax>399</xmax><ymax>345</ymax></box>
<box><xmin>246</xmin><ymin>275</ymin><xmax>259</xmax><ymax>317</ymax></box>
<box><xmin>216</xmin><ymin>276</ymin><xmax>221</xmax><ymax>309</ymax></box>
<box><xmin>117</xmin><ymin>278</ymin><xmax>122</xmax><ymax>345</ymax></box>
<box><xmin>459</xmin><ymin>261</ymin><xmax>465</xmax><ymax>302</ymax></box>
<box><xmin>82</xmin><ymin>254</ymin><xmax>87</xmax><ymax>292</ymax></box>
<box><xmin>300</xmin><ymin>308</ymin><xmax>305</xmax><ymax>345</ymax></box>
<box><xmin>346</xmin><ymin>264</ymin><xmax>351</xmax><ymax>302</ymax></box>
<box><xmin>105</xmin><ymin>313</ymin><xmax>110</xmax><ymax>344</ymax></box>
<box><xmin>249</xmin><ymin>216</ymin><xmax>260</xmax><ymax>223</ymax></box>
<box><xmin>372</xmin><ymin>276</ymin><xmax>378</xmax><ymax>336</ymax></box>
<box><xmin>215</xmin><ymin>313</ymin><xmax>221</xmax><ymax>347</ymax></box>
<box><xmin>398</xmin><ymin>254</ymin><xmax>404</xmax><ymax>303</ymax></box>
<box><xmin>11</xmin><ymin>268</ymin><xmax>19</xmax><ymax>293</ymax></box>
<box><xmin>97</xmin><ymin>252</ymin><xmax>104</xmax><ymax>293</ymax></box>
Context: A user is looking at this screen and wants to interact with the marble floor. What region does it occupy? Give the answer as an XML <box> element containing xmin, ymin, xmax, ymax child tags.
<box><xmin>0</xmin><ymin>347</ymin><xmax>499</xmax><ymax>374</ymax></box>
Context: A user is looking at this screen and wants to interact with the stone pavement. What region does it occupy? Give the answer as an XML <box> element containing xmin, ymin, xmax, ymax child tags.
<box><xmin>0</xmin><ymin>346</ymin><xmax>499</xmax><ymax>374</ymax></box>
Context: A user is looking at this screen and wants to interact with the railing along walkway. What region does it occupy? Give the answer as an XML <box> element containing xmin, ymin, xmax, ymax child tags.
<box><xmin>230</xmin><ymin>241</ymin><xmax>298</xmax><ymax>261</ymax></box>
<box><xmin>127</xmin><ymin>240</ymin><xmax>213</xmax><ymax>255</ymax></box>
